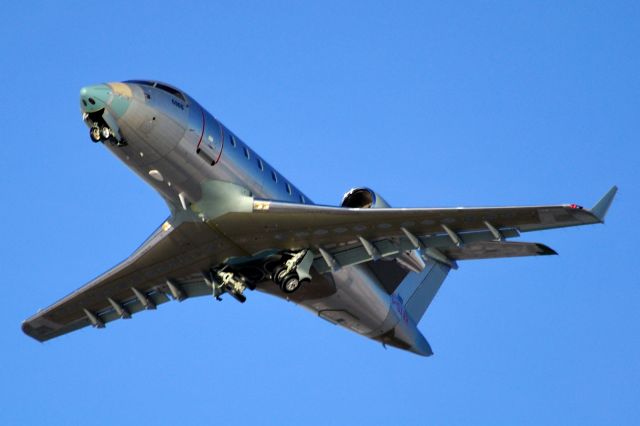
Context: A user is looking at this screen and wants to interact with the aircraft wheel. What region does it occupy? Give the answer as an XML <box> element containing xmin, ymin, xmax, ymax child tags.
<box><xmin>90</xmin><ymin>126</ymin><xmax>101</xmax><ymax>142</ymax></box>
<box><xmin>101</xmin><ymin>126</ymin><xmax>111</xmax><ymax>140</ymax></box>
<box><xmin>280</xmin><ymin>274</ymin><xmax>308</xmax><ymax>294</ymax></box>
<box><xmin>272</xmin><ymin>265</ymin><xmax>287</xmax><ymax>284</ymax></box>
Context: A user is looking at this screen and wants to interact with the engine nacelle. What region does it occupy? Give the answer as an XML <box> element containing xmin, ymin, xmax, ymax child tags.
<box><xmin>341</xmin><ymin>187</ymin><xmax>391</xmax><ymax>209</ymax></box>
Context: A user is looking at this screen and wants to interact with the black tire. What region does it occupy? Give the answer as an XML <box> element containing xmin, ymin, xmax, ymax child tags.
<box><xmin>280</xmin><ymin>274</ymin><xmax>302</xmax><ymax>293</ymax></box>
<box><xmin>90</xmin><ymin>126</ymin><xmax>101</xmax><ymax>142</ymax></box>
<box><xmin>271</xmin><ymin>265</ymin><xmax>286</xmax><ymax>284</ymax></box>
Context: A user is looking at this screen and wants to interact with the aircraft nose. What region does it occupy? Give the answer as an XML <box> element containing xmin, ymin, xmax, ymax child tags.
<box><xmin>80</xmin><ymin>84</ymin><xmax>111</xmax><ymax>113</ymax></box>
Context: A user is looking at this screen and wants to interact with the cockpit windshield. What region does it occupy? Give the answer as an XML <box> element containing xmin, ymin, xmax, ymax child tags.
<box><xmin>125</xmin><ymin>80</ymin><xmax>186</xmax><ymax>102</ymax></box>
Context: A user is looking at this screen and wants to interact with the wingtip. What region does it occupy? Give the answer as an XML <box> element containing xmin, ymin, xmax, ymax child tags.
<box><xmin>21</xmin><ymin>321</ymin><xmax>39</xmax><ymax>341</ymax></box>
<box><xmin>536</xmin><ymin>244</ymin><xmax>558</xmax><ymax>256</ymax></box>
<box><xmin>590</xmin><ymin>185</ymin><xmax>618</xmax><ymax>223</ymax></box>
<box><xmin>21</xmin><ymin>319</ymin><xmax>49</xmax><ymax>343</ymax></box>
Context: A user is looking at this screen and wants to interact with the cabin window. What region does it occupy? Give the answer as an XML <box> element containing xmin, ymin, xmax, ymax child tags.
<box><xmin>271</xmin><ymin>170</ymin><xmax>278</xmax><ymax>183</ymax></box>
<box><xmin>286</xmin><ymin>183</ymin><xmax>292</xmax><ymax>195</ymax></box>
<box><xmin>230</xmin><ymin>135</ymin><xmax>237</xmax><ymax>147</ymax></box>
<box><xmin>244</xmin><ymin>147</ymin><xmax>250</xmax><ymax>159</ymax></box>
<box><xmin>257</xmin><ymin>158</ymin><xmax>264</xmax><ymax>171</ymax></box>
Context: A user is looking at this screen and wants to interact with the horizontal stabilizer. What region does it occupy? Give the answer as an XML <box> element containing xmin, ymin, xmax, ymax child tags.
<box><xmin>590</xmin><ymin>185</ymin><xmax>618</xmax><ymax>222</ymax></box>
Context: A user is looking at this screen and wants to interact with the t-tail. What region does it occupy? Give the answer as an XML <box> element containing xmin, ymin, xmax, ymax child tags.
<box><xmin>385</xmin><ymin>258</ymin><xmax>451</xmax><ymax>356</ymax></box>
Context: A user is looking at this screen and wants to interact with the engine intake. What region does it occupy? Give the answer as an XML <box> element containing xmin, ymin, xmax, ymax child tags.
<box><xmin>341</xmin><ymin>187</ymin><xmax>390</xmax><ymax>209</ymax></box>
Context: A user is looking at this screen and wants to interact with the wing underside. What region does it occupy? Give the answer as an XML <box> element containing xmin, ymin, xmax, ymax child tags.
<box><xmin>22</xmin><ymin>219</ymin><xmax>243</xmax><ymax>341</ymax></box>
<box><xmin>22</xmin><ymin>187</ymin><xmax>616</xmax><ymax>342</ymax></box>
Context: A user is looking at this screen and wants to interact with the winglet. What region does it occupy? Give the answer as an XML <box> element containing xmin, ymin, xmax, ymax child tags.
<box><xmin>590</xmin><ymin>186</ymin><xmax>618</xmax><ymax>222</ymax></box>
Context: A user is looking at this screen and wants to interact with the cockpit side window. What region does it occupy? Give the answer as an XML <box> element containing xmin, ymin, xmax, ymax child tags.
<box><xmin>155</xmin><ymin>83</ymin><xmax>186</xmax><ymax>102</ymax></box>
<box><xmin>126</xmin><ymin>79</ymin><xmax>155</xmax><ymax>87</ymax></box>
<box><xmin>125</xmin><ymin>80</ymin><xmax>186</xmax><ymax>102</ymax></box>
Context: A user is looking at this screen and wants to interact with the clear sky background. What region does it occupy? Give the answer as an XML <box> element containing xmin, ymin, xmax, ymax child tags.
<box><xmin>1</xmin><ymin>1</ymin><xmax>638</xmax><ymax>425</ymax></box>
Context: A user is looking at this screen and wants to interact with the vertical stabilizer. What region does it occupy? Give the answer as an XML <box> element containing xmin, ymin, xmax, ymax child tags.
<box><xmin>393</xmin><ymin>257</ymin><xmax>451</xmax><ymax>324</ymax></box>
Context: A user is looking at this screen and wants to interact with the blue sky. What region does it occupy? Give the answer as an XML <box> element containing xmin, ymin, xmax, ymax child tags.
<box><xmin>1</xmin><ymin>1</ymin><xmax>638</xmax><ymax>424</ymax></box>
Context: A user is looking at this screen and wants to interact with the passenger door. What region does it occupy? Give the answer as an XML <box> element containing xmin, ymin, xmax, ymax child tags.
<box><xmin>194</xmin><ymin>108</ymin><xmax>224</xmax><ymax>166</ymax></box>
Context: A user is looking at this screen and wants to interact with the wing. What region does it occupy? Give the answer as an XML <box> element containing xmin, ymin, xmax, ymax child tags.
<box><xmin>211</xmin><ymin>186</ymin><xmax>617</xmax><ymax>272</ymax></box>
<box><xmin>23</xmin><ymin>186</ymin><xmax>616</xmax><ymax>342</ymax></box>
<box><xmin>22</xmin><ymin>217</ymin><xmax>249</xmax><ymax>342</ymax></box>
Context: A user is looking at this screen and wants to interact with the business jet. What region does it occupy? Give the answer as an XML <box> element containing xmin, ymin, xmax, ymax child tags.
<box><xmin>22</xmin><ymin>81</ymin><xmax>616</xmax><ymax>355</ymax></box>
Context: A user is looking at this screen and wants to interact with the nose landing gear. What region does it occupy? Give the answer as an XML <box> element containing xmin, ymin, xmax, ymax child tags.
<box><xmin>89</xmin><ymin>124</ymin><xmax>114</xmax><ymax>143</ymax></box>
<box><xmin>85</xmin><ymin>110</ymin><xmax>126</xmax><ymax>146</ymax></box>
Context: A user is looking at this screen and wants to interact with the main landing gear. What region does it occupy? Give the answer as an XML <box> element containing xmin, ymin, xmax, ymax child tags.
<box><xmin>208</xmin><ymin>249</ymin><xmax>314</xmax><ymax>304</ymax></box>
<box><xmin>271</xmin><ymin>250</ymin><xmax>313</xmax><ymax>294</ymax></box>
<box><xmin>212</xmin><ymin>269</ymin><xmax>250</xmax><ymax>303</ymax></box>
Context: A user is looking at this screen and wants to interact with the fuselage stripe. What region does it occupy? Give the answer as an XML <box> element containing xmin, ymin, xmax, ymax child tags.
<box><xmin>195</xmin><ymin>108</ymin><xmax>205</xmax><ymax>150</ymax></box>
<box><xmin>214</xmin><ymin>122</ymin><xmax>224</xmax><ymax>164</ymax></box>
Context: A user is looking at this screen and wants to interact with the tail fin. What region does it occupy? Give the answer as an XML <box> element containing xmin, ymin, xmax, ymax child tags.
<box><xmin>392</xmin><ymin>258</ymin><xmax>450</xmax><ymax>323</ymax></box>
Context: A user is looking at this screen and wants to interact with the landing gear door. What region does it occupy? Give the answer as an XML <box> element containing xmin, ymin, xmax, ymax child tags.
<box><xmin>195</xmin><ymin>108</ymin><xmax>224</xmax><ymax>166</ymax></box>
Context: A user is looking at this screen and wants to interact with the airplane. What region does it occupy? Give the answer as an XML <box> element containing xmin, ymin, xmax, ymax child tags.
<box><xmin>21</xmin><ymin>80</ymin><xmax>617</xmax><ymax>356</ymax></box>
